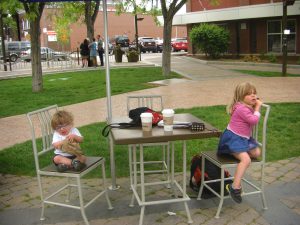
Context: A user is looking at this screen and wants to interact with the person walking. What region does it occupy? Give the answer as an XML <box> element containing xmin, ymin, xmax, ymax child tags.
<box><xmin>97</xmin><ymin>34</ymin><xmax>104</xmax><ymax>66</ymax></box>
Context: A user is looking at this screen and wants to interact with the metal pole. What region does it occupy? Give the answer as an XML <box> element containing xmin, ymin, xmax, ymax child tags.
<box><xmin>103</xmin><ymin>0</ymin><xmax>119</xmax><ymax>190</ymax></box>
<box><xmin>282</xmin><ymin>1</ymin><xmax>287</xmax><ymax>76</ymax></box>
<box><xmin>103</xmin><ymin>0</ymin><xmax>112</xmax><ymax>122</ymax></box>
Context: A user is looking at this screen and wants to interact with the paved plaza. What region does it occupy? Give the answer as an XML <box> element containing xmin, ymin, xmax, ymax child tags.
<box><xmin>0</xmin><ymin>54</ymin><xmax>300</xmax><ymax>224</ymax></box>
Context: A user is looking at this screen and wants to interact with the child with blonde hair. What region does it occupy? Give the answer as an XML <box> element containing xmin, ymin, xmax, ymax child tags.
<box><xmin>51</xmin><ymin>110</ymin><xmax>86</xmax><ymax>172</ymax></box>
<box><xmin>218</xmin><ymin>82</ymin><xmax>262</xmax><ymax>203</ymax></box>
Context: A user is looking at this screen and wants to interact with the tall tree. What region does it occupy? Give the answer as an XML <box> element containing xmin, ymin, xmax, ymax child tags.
<box><xmin>23</xmin><ymin>2</ymin><xmax>45</xmax><ymax>92</ymax></box>
<box><xmin>160</xmin><ymin>0</ymin><xmax>186</xmax><ymax>77</ymax></box>
<box><xmin>53</xmin><ymin>1</ymin><xmax>100</xmax><ymax>42</ymax></box>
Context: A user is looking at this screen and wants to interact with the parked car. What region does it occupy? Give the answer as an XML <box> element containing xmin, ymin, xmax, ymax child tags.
<box><xmin>0</xmin><ymin>41</ymin><xmax>31</xmax><ymax>62</ymax></box>
<box><xmin>114</xmin><ymin>35</ymin><xmax>130</xmax><ymax>47</ymax></box>
<box><xmin>138</xmin><ymin>37</ymin><xmax>157</xmax><ymax>53</ymax></box>
<box><xmin>155</xmin><ymin>38</ymin><xmax>163</xmax><ymax>52</ymax></box>
<box><xmin>171</xmin><ymin>37</ymin><xmax>188</xmax><ymax>52</ymax></box>
<box><xmin>21</xmin><ymin>47</ymin><xmax>69</xmax><ymax>62</ymax></box>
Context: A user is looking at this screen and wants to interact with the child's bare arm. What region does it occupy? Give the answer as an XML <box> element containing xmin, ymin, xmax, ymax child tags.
<box><xmin>53</xmin><ymin>140</ymin><xmax>64</xmax><ymax>149</ymax></box>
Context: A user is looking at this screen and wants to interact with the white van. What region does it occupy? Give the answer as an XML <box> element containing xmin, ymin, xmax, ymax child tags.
<box><xmin>0</xmin><ymin>41</ymin><xmax>31</xmax><ymax>62</ymax></box>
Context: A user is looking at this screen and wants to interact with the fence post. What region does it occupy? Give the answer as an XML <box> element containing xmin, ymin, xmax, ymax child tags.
<box><xmin>77</xmin><ymin>47</ymin><xmax>79</xmax><ymax>65</ymax></box>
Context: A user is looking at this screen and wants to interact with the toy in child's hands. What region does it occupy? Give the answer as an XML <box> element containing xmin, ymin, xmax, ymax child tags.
<box><xmin>61</xmin><ymin>139</ymin><xmax>83</xmax><ymax>156</ymax></box>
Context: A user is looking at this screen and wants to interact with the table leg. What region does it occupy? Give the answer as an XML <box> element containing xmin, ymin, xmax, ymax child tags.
<box><xmin>109</xmin><ymin>133</ymin><xmax>120</xmax><ymax>190</ymax></box>
<box><xmin>139</xmin><ymin>144</ymin><xmax>145</xmax><ymax>225</ymax></box>
<box><xmin>183</xmin><ymin>141</ymin><xmax>193</xmax><ymax>224</ymax></box>
<box><xmin>130</xmin><ymin>145</ymin><xmax>137</xmax><ymax>207</ymax></box>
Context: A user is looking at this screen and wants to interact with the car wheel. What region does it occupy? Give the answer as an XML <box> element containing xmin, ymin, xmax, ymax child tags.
<box><xmin>171</xmin><ymin>47</ymin><xmax>175</xmax><ymax>52</ymax></box>
<box><xmin>9</xmin><ymin>54</ymin><xmax>18</xmax><ymax>62</ymax></box>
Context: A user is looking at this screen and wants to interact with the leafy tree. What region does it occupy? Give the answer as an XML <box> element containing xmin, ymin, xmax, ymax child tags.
<box><xmin>190</xmin><ymin>23</ymin><xmax>229</xmax><ymax>59</ymax></box>
<box><xmin>53</xmin><ymin>1</ymin><xmax>100</xmax><ymax>42</ymax></box>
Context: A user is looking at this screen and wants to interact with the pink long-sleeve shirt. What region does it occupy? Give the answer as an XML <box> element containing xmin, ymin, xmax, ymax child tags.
<box><xmin>227</xmin><ymin>102</ymin><xmax>260</xmax><ymax>139</ymax></box>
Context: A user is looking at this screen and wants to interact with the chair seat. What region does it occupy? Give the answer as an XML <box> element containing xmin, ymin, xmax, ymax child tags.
<box><xmin>42</xmin><ymin>156</ymin><xmax>103</xmax><ymax>174</ymax></box>
<box><xmin>202</xmin><ymin>151</ymin><xmax>261</xmax><ymax>165</ymax></box>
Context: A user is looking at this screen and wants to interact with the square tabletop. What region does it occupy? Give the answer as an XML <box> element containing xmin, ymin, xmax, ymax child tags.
<box><xmin>110</xmin><ymin>113</ymin><xmax>221</xmax><ymax>145</ymax></box>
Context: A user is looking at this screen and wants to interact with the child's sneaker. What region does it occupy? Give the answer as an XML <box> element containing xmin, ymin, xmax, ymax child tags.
<box><xmin>226</xmin><ymin>184</ymin><xmax>242</xmax><ymax>203</ymax></box>
<box><xmin>72</xmin><ymin>159</ymin><xmax>85</xmax><ymax>171</ymax></box>
<box><xmin>56</xmin><ymin>164</ymin><xmax>69</xmax><ymax>172</ymax></box>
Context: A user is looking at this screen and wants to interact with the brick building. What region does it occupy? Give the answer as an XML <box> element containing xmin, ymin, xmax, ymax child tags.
<box><xmin>37</xmin><ymin>7</ymin><xmax>187</xmax><ymax>51</ymax></box>
<box><xmin>173</xmin><ymin>0</ymin><xmax>300</xmax><ymax>55</ymax></box>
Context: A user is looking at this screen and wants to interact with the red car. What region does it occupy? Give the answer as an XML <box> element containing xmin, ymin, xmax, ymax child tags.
<box><xmin>171</xmin><ymin>37</ymin><xmax>188</xmax><ymax>52</ymax></box>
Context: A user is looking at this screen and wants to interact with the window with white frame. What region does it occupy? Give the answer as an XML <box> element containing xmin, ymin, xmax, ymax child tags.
<box><xmin>267</xmin><ymin>19</ymin><xmax>296</xmax><ymax>53</ymax></box>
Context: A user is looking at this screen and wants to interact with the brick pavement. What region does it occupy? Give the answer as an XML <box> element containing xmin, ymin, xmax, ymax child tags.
<box><xmin>0</xmin><ymin>156</ymin><xmax>300</xmax><ymax>225</ymax></box>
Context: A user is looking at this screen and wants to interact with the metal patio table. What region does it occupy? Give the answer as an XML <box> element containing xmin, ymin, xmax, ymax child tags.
<box><xmin>108</xmin><ymin>113</ymin><xmax>221</xmax><ymax>225</ymax></box>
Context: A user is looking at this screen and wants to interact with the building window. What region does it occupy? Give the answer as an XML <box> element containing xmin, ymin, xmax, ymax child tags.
<box><xmin>267</xmin><ymin>19</ymin><xmax>296</xmax><ymax>53</ymax></box>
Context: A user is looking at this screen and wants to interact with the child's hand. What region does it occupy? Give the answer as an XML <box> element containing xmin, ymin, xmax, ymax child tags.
<box><xmin>255</xmin><ymin>98</ymin><xmax>263</xmax><ymax>111</ymax></box>
<box><xmin>256</xmin><ymin>98</ymin><xmax>263</xmax><ymax>106</ymax></box>
<box><xmin>67</xmin><ymin>134</ymin><xmax>77</xmax><ymax>142</ymax></box>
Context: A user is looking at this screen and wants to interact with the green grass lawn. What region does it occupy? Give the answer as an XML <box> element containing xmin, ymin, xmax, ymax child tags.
<box><xmin>0</xmin><ymin>67</ymin><xmax>180</xmax><ymax>118</ymax></box>
<box><xmin>233</xmin><ymin>69</ymin><xmax>300</xmax><ymax>77</ymax></box>
<box><xmin>1</xmin><ymin>103</ymin><xmax>299</xmax><ymax>178</ymax></box>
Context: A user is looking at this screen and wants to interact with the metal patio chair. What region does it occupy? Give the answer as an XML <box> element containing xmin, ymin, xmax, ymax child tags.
<box><xmin>197</xmin><ymin>104</ymin><xmax>270</xmax><ymax>218</ymax></box>
<box><xmin>127</xmin><ymin>95</ymin><xmax>170</xmax><ymax>187</ymax></box>
<box><xmin>27</xmin><ymin>105</ymin><xmax>113</xmax><ymax>225</ymax></box>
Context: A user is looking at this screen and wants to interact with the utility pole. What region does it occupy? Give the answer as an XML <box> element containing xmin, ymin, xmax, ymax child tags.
<box><xmin>282</xmin><ymin>0</ymin><xmax>295</xmax><ymax>76</ymax></box>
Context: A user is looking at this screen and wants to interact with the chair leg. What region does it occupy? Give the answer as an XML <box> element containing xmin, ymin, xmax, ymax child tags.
<box><xmin>184</xmin><ymin>202</ymin><xmax>193</xmax><ymax>224</ymax></box>
<box><xmin>66</xmin><ymin>177</ymin><xmax>72</xmax><ymax>203</ymax></box>
<box><xmin>101</xmin><ymin>161</ymin><xmax>113</xmax><ymax>210</ymax></box>
<box><xmin>197</xmin><ymin>155</ymin><xmax>206</xmax><ymax>200</ymax></box>
<box><xmin>139</xmin><ymin>206</ymin><xmax>145</xmax><ymax>225</ymax></box>
<box><xmin>260</xmin><ymin>164</ymin><xmax>268</xmax><ymax>210</ymax></box>
<box><xmin>77</xmin><ymin>177</ymin><xmax>89</xmax><ymax>225</ymax></box>
<box><xmin>215</xmin><ymin>168</ymin><xmax>225</xmax><ymax>219</ymax></box>
<box><xmin>37</xmin><ymin>175</ymin><xmax>46</xmax><ymax>221</ymax></box>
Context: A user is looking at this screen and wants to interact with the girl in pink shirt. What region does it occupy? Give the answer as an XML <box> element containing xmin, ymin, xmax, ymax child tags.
<box><xmin>218</xmin><ymin>82</ymin><xmax>262</xmax><ymax>203</ymax></box>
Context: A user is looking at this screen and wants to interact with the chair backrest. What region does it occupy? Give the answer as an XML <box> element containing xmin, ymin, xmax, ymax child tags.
<box><xmin>252</xmin><ymin>104</ymin><xmax>271</xmax><ymax>163</ymax></box>
<box><xmin>127</xmin><ymin>95</ymin><xmax>163</xmax><ymax>115</ymax></box>
<box><xmin>26</xmin><ymin>105</ymin><xmax>59</xmax><ymax>171</ymax></box>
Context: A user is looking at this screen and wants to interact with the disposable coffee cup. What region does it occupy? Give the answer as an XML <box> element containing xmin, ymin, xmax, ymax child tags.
<box><xmin>140</xmin><ymin>112</ymin><xmax>153</xmax><ymax>132</ymax></box>
<box><xmin>162</xmin><ymin>109</ymin><xmax>175</xmax><ymax>132</ymax></box>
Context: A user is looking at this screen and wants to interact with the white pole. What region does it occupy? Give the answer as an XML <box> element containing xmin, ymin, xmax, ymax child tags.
<box><xmin>103</xmin><ymin>0</ymin><xmax>119</xmax><ymax>190</ymax></box>
<box><xmin>103</xmin><ymin>0</ymin><xmax>112</xmax><ymax>122</ymax></box>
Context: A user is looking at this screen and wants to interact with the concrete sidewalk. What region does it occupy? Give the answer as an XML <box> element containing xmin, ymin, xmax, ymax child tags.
<box><xmin>0</xmin><ymin>55</ymin><xmax>300</xmax><ymax>225</ymax></box>
<box><xmin>0</xmin><ymin>55</ymin><xmax>300</xmax><ymax>150</ymax></box>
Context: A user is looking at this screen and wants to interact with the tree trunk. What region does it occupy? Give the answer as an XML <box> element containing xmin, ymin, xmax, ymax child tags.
<box><xmin>85</xmin><ymin>1</ymin><xmax>100</xmax><ymax>40</ymax></box>
<box><xmin>162</xmin><ymin>20</ymin><xmax>173</xmax><ymax>77</ymax></box>
<box><xmin>30</xmin><ymin>18</ymin><xmax>43</xmax><ymax>92</ymax></box>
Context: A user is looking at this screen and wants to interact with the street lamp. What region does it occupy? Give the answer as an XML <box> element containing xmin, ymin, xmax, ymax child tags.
<box><xmin>282</xmin><ymin>0</ymin><xmax>295</xmax><ymax>76</ymax></box>
<box><xmin>134</xmin><ymin>15</ymin><xmax>143</xmax><ymax>61</ymax></box>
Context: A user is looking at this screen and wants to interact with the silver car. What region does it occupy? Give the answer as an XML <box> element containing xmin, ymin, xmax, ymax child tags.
<box><xmin>21</xmin><ymin>47</ymin><xmax>69</xmax><ymax>62</ymax></box>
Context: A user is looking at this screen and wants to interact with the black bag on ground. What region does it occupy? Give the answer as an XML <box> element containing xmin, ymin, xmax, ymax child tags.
<box><xmin>189</xmin><ymin>154</ymin><xmax>232</xmax><ymax>199</ymax></box>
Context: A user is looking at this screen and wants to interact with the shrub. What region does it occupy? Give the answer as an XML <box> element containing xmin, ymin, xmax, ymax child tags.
<box><xmin>267</xmin><ymin>53</ymin><xmax>277</xmax><ymax>63</ymax></box>
<box><xmin>126</xmin><ymin>50</ymin><xmax>139</xmax><ymax>62</ymax></box>
<box><xmin>242</xmin><ymin>55</ymin><xmax>261</xmax><ymax>62</ymax></box>
<box><xmin>189</xmin><ymin>23</ymin><xmax>230</xmax><ymax>59</ymax></box>
<box><xmin>114</xmin><ymin>45</ymin><xmax>124</xmax><ymax>63</ymax></box>
<box><xmin>297</xmin><ymin>57</ymin><xmax>300</xmax><ymax>65</ymax></box>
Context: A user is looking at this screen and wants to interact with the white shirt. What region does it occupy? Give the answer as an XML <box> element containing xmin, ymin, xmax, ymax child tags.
<box><xmin>52</xmin><ymin>127</ymin><xmax>82</xmax><ymax>156</ymax></box>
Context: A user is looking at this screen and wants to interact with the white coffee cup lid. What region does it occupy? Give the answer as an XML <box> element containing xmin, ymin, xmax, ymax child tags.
<box><xmin>140</xmin><ymin>112</ymin><xmax>153</xmax><ymax>118</ymax></box>
<box><xmin>162</xmin><ymin>109</ymin><xmax>174</xmax><ymax>114</ymax></box>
